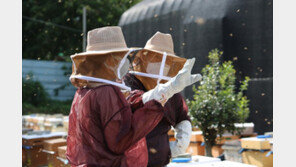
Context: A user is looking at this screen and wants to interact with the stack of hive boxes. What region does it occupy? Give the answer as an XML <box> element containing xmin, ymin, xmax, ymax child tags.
<box><xmin>186</xmin><ymin>131</ymin><xmax>205</xmax><ymax>156</ymax></box>
<box><xmin>43</xmin><ymin>138</ymin><xmax>67</xmax><ymax>167</ymax></box>
<box><xmin>22</xmin><ymin>132</ymin><xmax>66</xmax><ymax>167</ymax></box>
<box><xmin>56</xmin><ymin>146</ymin><xmax>70</xmax><ymax>166</ymax></box>
<box><xmin>240</xmin><ymin>136</ymin><xmax>273</xmax><ymax>167</ymax></box>
<box><xmin>23</xmin><ymin>114</ymin><xmax>69</xmax><ymax>132</ymax></box>
<box><xmin>186</xmin><ymin>131</ymin><xmax>240</xmax><ymax>157</ymax></box>
<box><xmin>168</xmin><ymin>123</ymin><xmax>255</xmax><ymax>157</ymax></box>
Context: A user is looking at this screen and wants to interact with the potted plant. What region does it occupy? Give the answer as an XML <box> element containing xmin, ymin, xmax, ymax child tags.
<box><xmin>187</xmin><ymin>49</ymin><xmax>250</xmax><ymax>157</ymax></box>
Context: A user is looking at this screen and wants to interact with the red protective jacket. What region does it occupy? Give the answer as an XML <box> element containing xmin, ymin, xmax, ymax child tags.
<box><xmin>66</xmin><ymin>85</ymin><xmax>164</xmax><ymax>167</ymax></box>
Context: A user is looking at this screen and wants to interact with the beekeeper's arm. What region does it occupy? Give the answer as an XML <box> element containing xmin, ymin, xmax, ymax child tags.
<box><xmin>104</xmin><ymin>90</ymin><xmax>163</xmax><ymax>154</ymax></box>
<box><xmin>102</xmin><ymin>88</ymin><xmax>164</xmax><ymax>155</ymax></box>
<box><xmin>141</xmin><ymin>58</ymin><xmax>200</xmax><ymax>156</ymax></box>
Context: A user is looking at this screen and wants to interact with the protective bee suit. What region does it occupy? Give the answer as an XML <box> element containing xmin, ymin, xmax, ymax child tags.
<box><xmin>125</xmin><ymin>32</ymin><xmax>202</xmax><ymax>167</ymax></box>
<box><xmin>66</xmin><ymin>27</ymin><xmax>165</xmax><ymax>167</ymax></box>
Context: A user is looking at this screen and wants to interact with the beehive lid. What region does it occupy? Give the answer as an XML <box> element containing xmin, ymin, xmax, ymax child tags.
<box><xmin>240</xmin><ymin>137</ymin><xmax>272</xmax><ymax>150</ymax></box>
<box><xmin>22</xmin><ymin>131</ymin><xmax>66</xmax><ymax>146</ymax></box>
<box><xmin>43</xmin><ymin>138</ymin><xmax>67</xmax><ymax>153</ymax></box>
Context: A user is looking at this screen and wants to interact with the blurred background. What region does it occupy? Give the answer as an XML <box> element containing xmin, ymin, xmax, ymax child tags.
<box><xmin>22</xmin><ymin>0</ymin><xmax>273</xmax><ymax>166</ymax></box>
<box><xmin>22</xmin><ymin>0</ymin><xmax>141</xmax><ymax>114</ymax></box>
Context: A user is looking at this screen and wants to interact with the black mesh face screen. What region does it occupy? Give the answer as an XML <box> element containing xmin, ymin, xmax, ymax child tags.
<box><xmin>119</xmin><ymin>0</ymin><xmax>273</xmax><ymax>134</ymax></box>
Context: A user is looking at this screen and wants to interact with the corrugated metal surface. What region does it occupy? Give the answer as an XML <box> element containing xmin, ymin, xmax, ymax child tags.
<box><xmin>22</xmin><ymin>59</ymin><xmax>76</xmax><ymax>101</ymax></box>
<box><xmin>119</xmin><ymin>0</ymin><xmax>273</xmax><ymax>134</ymax></box>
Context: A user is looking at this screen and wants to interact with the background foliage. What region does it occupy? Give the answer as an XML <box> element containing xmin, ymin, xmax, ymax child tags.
<box><xmin>187</xmin><ymin>49</ymin><xmax>250</xmax><ymax>155</ymax></box>
<box><xmin>23</xmin><ymin>73</ymin><xmax>48</xmax><ymax>106</ymax></box>
<box><xmin>23</xmin><ymin>0</ymin><xmax>141</xmax><ymax>61</ymax></box>
<box><xmin>23</xmin><ymin>0</ymin><xmax>141</xmax><ymax>115</ymax></box>
<box><xmin>22</xmin><ymin>73</ymin><xmax>72</xmax><ymax>115</ymax></box>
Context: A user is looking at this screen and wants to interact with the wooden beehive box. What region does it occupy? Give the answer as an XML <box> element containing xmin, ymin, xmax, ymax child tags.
<box><xmin>240</xmin><ymin>137</ymin><xmax>272</xmax><ymax>150</ymax></box>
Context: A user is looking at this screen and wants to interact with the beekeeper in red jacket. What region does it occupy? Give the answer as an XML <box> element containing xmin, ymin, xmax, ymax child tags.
<box><xmin>66</xmin><ymin>26</ymin><xmax>200</xmax><ymax>167</ymax></box>
<box><xmin>125</xmin><ymin>32</ymin><xmax>202</xmax><ymax>167</ymax></box>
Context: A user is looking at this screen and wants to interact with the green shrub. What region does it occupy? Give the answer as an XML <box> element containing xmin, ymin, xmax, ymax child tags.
<box><xmin>187</xmin><ymin>49</ymin><xmax>250</xmax><ymax>156</ymax></box>
<box><xmin>22</xmin><ymin>100</ymin><xmax>72</xmax><ymax>115</ymax></box>
<box><xmin>22</xmin><ymin>102</ymin><xmax>39</xmax><ymax>114</ymax></box>
<box><xmin>22</xmin><ymin>73</ymin><xmax>48</xmax><ymax>106</ymax></box>
<box><xmin>38</xmin><ymin>100</ymin><xmax>72</xmax><ymax>115</ymax></box>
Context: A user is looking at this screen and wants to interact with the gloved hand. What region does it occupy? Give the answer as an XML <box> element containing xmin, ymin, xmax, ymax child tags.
<box><xmin>142</xmin><ymin>58</ymin><xmax>202</xmax><ymax>104</ymax></box>
<box><xmin>170</xmin><ymin>120</ymin><xmax>192</xmax><ymax>157</ymax></box>
<box><xmin>169</xmin><ymin>120</ymin><xmax>192</xmax><ymax>157</ymax></box>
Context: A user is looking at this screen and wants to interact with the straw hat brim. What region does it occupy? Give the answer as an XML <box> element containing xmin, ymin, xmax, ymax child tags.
<box><xmin>142</xmin><ymin>48</ymin><xmax>179</xmax><ymax>58</ymax></box>
<box><xmin>71</xmin><ymin>48</ymin><xmax>130</xmax><ymax>58</ymax></box>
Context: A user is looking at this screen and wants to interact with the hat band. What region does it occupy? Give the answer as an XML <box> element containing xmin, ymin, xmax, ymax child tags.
<box><xmin>69</xmin><ymin>75</ymin><xmax>131</xmax><ymax>91</ymax></box>
<box><xmin>87</xmin><ymin>42</ymin><xmax>128</xmax><ymax>51</ymax></box>
<box><xmin>70</xmin><ymin>50</ymin><xmax>134</xmax><ymax>90</ymax></box>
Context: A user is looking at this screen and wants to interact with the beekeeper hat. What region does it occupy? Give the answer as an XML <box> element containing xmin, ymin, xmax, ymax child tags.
<box><xmin>74</xmin><ymin>26</ymin><xmax>131</xmax><ymax>56</ymax></box>
<box><xmin>143</xmin><ymin>31</ymin><xmax>179</xmax><ymax>57</ymax></box>
<box><xmin>70</xmin><ymin>26</ymin><xmax>138</xmax><ymax>90</ymax></box>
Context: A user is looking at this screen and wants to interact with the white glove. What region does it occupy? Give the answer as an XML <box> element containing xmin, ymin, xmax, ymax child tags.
<box><xmin>169</xmin><ymin>120</ymin><xmax>192</xmax><ymax>157</ymax></box>
<box><xmin>142</xmin><ymin>58</ymin><xmax>202</xmax><ymax>104</ymax></box>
